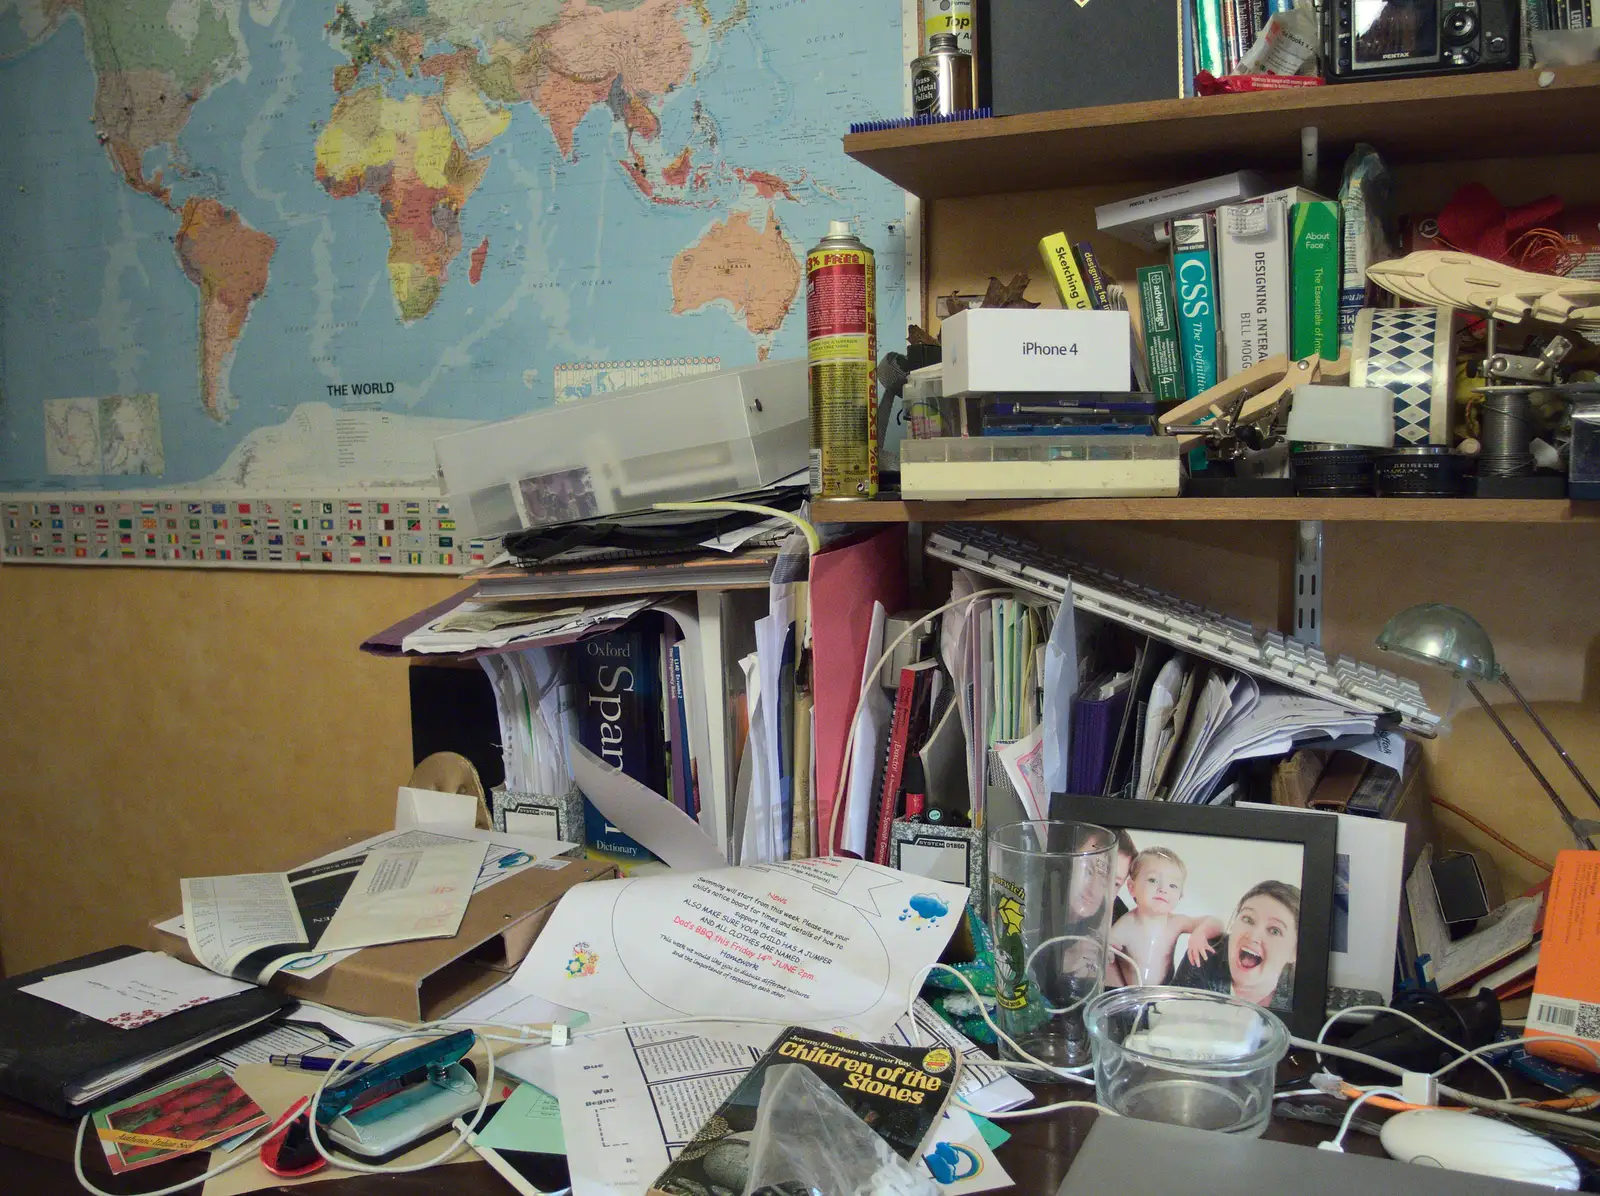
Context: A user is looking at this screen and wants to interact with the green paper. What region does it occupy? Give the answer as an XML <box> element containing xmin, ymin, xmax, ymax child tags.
<box><xmin>475</xmin><ymin>1083</ymin><xmax>566</xmax><ymax>1155</ymax></box>
<box><xmin>973</xmin><ymin>1114</ymin><xmax>1011</xmax><ymax>1150</ymax></box>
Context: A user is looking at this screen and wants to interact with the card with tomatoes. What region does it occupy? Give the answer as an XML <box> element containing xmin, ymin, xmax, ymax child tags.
<box><xmin>91</xmin><ymin>1065</ymin><xmax>269</xmax><ymax>1173</ymax></box>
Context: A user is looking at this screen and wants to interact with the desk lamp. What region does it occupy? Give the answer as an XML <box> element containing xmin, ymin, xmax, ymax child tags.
<box><xmin>1376</xmin><ymin>603</ymin><xmax>1600</xmax><ymax>851</ymax></box>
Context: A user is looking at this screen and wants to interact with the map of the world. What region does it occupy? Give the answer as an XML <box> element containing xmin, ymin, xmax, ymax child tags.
<box><xmin>0</xmin><ymin>0</ymin><xmax>907</xmax><ymax>513</ymax></box>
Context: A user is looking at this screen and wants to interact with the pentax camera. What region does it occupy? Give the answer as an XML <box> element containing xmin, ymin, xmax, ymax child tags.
<box><xmin>1324</xmin><ymin>0</ymin><xmax>1516</xmax><ymax>81</ymax></box>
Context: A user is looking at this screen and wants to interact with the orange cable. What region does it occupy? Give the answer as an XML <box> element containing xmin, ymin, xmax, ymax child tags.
<box><xmin>1431</xmin><ymin>796</ymin><xmax>1554</xmax><ymax>873</ymax></box>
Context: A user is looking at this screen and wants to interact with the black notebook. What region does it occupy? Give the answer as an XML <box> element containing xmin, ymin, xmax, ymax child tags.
<box><xmin>0</xmin><ymin>946</ymin><xmax>291</xmax><ymax>1117</ymax></box>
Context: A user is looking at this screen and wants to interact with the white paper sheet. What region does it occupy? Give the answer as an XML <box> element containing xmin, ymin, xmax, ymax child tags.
<box><xmin>513</xmin><ymin>858</ymin><xmax>969</xmax><ymax>1038</ymax></box>
<box><xmin>20</xmin><ymin>951</ymin><xmax>252</xmax><ymax>1030</ymax></box>
<box><xmin>571</xmin><ymin>741</ymin><xmax>726</xmax><ymax>870</ymax></box>
<box><xmin>395</xmin><ymin>786</ymin><xmax>479</xmax><ymax>830</ymax></box>
<box><xmin>1264</xmin><ymin>806</ymin><xmax>1406</xmax><ymax>1000</ymax></box>
<box><xmin>746</xmin><ymin>614</ymin><xmax>785</xmax><ymax>865</ymax></box>
<box><xmin>556</xmin><ymin>1028</ymin><xmax>764</xmax><ymax>1196</ymax></box>
<box><xmin>1041</xmin><ymin>586</ymin><xmax>1077</xmax><ymax>798</ymax></box>
<box><xmin>313</xmin><ymin>840</ymin><xmax>488</xmax><ymax>952</ymax></box>
<box><xmin>995</xmin><ymin>725</ymin><xmax>1048</xmax><ymax>821</ymax></box>
<box><xmin>181</xmin><ymin>873</ymin><xmax>308</xmax><ymax>978</ymax></box>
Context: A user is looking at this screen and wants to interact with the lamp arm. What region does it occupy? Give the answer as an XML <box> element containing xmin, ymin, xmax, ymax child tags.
<box><xmin>1467</xmin><ymin>680</ymin><xmax>1600</xmax><ymax>851</ymax></box>
<box><xmin>1497</xmin><ymin>670</ymin><xmax>1600</xmax><ymax>814</ymax></box>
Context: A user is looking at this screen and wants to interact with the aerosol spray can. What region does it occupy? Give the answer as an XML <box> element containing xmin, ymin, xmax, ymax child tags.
<box><xmin>806</xmin><ymin>220</ymin><xmax>877</xmax><ymax>499</ymax></box>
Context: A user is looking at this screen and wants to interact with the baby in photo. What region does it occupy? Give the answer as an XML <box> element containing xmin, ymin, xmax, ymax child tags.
<box><xmin>1108</xmin><ymin>847</ymin><xmax>1223</xmax><ymax>986</ymax></box>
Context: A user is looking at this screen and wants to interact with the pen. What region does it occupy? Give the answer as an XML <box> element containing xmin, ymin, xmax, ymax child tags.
<box><xmin>268</xmin><ymin>1053</ymin><xmax>353</xmax><ymax>1073</ymax></box>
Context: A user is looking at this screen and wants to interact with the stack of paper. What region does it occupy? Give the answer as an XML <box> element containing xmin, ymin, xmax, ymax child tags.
<box><xmin>1135</xmin><ymin>667</ymin><xmax>1379</xmax><ymax>804</ymax></box>
<box><xmin>481</xmin><ymin>646</ymin><xmax>577</xmax><ymax>800</ymax></box>
<box><xmin>401</xmin><ymin>594</ymin><xmax>658</xmax><ymax>654</ymax></box>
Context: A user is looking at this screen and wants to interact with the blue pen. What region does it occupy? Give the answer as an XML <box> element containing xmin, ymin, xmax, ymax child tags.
<box><xmin>269</xmin><ymin>1053</ymin><xmax>355</xmax><ymax>1073</ymax></box>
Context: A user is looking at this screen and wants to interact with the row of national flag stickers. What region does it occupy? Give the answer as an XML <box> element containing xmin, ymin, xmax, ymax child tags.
<box><xmin>1</xmin><ymin>495</ymin><xmax>490</xmax><ymax>571</ymax></box>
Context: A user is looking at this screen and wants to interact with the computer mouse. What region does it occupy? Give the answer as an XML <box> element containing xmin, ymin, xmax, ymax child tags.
<box><xmin>1378</xmin><ymin>1108</ymin><xmax>1579</xmax><ymax>1190</ymax></box>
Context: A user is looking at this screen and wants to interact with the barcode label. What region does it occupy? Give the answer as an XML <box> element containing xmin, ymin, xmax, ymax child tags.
<box><xmin>1527</xmin><ymin>992</ymin><xmax>1600</xmax><ymax>1041</ymax></box>
<box><xmin>1532</xmin><ymin>998</ymin><xmax>1579</xmax><ymax>1029</ymax></box>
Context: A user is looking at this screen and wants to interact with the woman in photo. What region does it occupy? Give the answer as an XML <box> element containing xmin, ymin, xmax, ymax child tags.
<box><xmin>1170</xmin><ymin>880</ymin><xmax>1299</xmax><ymax>1010</ymax></box>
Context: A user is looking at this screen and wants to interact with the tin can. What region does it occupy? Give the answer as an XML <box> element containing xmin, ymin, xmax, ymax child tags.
<box><xmin>923</xmin><ymin>0</ymin><xmax>974</xmax><ymax>55</ymax></box>
<box><xmin>806</xmin><ymin>220</ymin><xmax>877</xmax><ymax>499</ymax></box>
<box><xmin>911</xmin><ymin>33</ymin><xmax>974</xmax><ymax>117</ymax></box>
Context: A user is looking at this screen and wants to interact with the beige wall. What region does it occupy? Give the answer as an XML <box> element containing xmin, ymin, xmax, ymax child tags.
<box><xmin>0</xmin><ymin>566</ymin><xmax>459</xmax><ymax>974</ymax></box>
<box><xmin>3</xmin><ymin>521</ymin><xmax>1595</xmax><ymax>975</ymax></box>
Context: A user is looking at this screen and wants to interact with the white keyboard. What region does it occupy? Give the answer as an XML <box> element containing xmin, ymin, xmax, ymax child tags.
<box><xmin>926</xmin><ymin>524</ymin><xmax>1440</xmax><ymax>736</ymax></box>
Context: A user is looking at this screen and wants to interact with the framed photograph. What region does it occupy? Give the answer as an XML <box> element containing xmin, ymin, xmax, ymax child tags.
<box><xmin>1053</xmin><ymin>794</ymin><xmax>1337</xmax><ymax>1037</ymax></box>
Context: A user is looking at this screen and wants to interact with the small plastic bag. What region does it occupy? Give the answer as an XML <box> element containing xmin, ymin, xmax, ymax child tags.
<box><xmin>739</xmin><ymin>1064</ymin><xmax>938</xmax><ymax>1196</ymax></box>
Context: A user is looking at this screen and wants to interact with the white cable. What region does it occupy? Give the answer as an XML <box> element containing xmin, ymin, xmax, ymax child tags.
<box><xmin>1328</xmin><ymin>1088</ymin><xmax>1402</xmax><ymax>1151</ymax></box>
<box><xmin>908</xmin><ymin>962</ymin><xmax>1096</xmax><ymax>1086</ymax></box>
<box><xmin>306</xmin><ymin>1027</ymin><xmax>498</xmax><ymax>1175</ymax></box>
<box><xmin>826</xmin><ymin>587</ymin><xmax>1013</xmax><ymax>855</ymax></box>
<box><xmin>1292</xmin><ymin>1034</ymin><xmax>1600</xmax><ymax>1139</ymax></box>
<box><xmin>963</xmin><ymin>1096</ymin><xmax>1118</xmax><ymax>1120</ymax></box>
<box><xmin>1317</xmin><ymin>1004</ymin><xmax>1513</xmax><ymax>1101</ymax></box>
<box><xmin>1436</xmin><ymin>1034</ymin><xmax>1600</xmax><ymax>1079</ymax></box>
<box><xmin>1021</xmin><ymin>937</ymin><xmax>1142</xmax><ymax>1016</ymax></box>
<box><xmin>73</xmin><ymin>1115</ymin><xmax>269</xmax><ymax>1196</ymax></box>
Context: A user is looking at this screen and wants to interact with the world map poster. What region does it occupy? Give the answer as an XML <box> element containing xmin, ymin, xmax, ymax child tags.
<box><xmin>0</xmin><ymin>0</ymin><xmax>908</xmax><ymax>568</ymax></box>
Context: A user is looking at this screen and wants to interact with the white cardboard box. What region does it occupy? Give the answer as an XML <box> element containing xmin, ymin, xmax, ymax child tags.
<box><xmin>941</xmin><ymin>308</ymin><xmax>1131</xmax><ymax>396</ymax></box>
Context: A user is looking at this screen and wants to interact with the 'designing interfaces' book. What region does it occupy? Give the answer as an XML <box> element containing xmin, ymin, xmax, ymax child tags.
<box><xmin>648</xmin><ymin>1027</ymin><xmax>957</xmax><ymax>1196</ymax></box>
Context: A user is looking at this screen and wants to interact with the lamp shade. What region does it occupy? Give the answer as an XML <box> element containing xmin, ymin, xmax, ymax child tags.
<box><xmin>1375</xmin><ymin>603</ymin><xmax>1501</xmax><ymax>681</ymax></box>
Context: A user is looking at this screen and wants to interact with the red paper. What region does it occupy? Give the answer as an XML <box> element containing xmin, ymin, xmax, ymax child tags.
<box><xmin>1193</xmin><ymin>71</ymin><xmax>1324</xmax><ymax>94</ymax></box>
<box><xmin>809</xmin><ymin>528</ymin><xmax>907</xmax><ymax>855</ymax></box>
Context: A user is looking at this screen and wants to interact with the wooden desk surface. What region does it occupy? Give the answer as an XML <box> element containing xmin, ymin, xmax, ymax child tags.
<box><xmin>0</xmin><ymin>1061</ymin><xmax>1392</xmax><ymax>1196</ymax></box>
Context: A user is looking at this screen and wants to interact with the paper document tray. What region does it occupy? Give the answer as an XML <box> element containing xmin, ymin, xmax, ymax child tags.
<box><xmin>150</xmin><ymin>837</ymin><xmax>615</xmax><ymax>1021</ymax></box>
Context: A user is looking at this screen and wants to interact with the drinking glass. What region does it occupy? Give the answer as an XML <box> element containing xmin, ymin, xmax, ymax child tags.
<box><xmin>987</xmin><ymin>819</ymin><xmax>1116</xmax><ymax>1075</ymax></box>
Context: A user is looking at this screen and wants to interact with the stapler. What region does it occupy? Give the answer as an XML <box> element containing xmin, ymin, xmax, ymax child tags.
<box><xmin>313</xmin><ymin>1029</ymin><xmax>481</xmax><ymax>1160</ymax></box>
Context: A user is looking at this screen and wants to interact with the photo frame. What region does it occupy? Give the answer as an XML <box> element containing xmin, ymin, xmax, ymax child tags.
<box><xmin>1052</xmin><ymin>794</ymin><xmax>1337</xmax><ymax>1037</ymax></box>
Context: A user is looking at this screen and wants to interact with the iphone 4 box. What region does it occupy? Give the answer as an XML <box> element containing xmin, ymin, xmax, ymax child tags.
<box><xmin>941</xmin><ymin>308</ymin><xmax>1131</xmax><ymax>397</ymax></box>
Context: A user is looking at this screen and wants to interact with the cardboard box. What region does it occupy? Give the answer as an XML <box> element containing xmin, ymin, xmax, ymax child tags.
<box><xmin>1524</xmin><ymin>850</ymin><xmax>1600</xmax><ymax>1072</ymax></box>
<box><xmin>940</xmin><ymin>308</ymin><xmax>1131</xmax><ymax>397</ymax></box>
<box><xmin>151</xmin><ymin>836</ymin><xmax>615</xmax><ymax>1022</ymax></box>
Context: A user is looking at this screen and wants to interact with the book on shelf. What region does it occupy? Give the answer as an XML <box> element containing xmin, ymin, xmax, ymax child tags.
<box><xmin>1191</xmin><ymin>0</ymin><xmax>1228</xmax><ymax>80</ymax></box>
<box><xmin>1291</xmin><ymin>200</ymin><xmax>1342</xmax><ymax>362</ymax></box>
<box><xmin>1038</xmin><ymin>232</ymin><xmax>1096</xmax><ymax>309</ymax></box>
<box><xmin>1137</xmin><ymin>265</ymin><xmax>1185</xmax><ymax>404</ymax></box>
<box><xmin>1073</xmin><ymin>241</ymin><xmax>1113</xmax><ymax>309</ymax></box>
<box><xmin>871</xmin><ymin>659</ymin><xmax>940</xmax><ymax>864</ymax></box>
<box><xmin>1216</xmin><ymin>197</ymin><xmax>1290</xmax><ymax>377</ymax></box>
<box><xmin>1171</xmin><ymin>214</ymin><xmax>1220</xmax><ymax>399</ymax></box>
<box><xmin>575</xmin><ymin>620</ymin><xmax>667</xmax><ymax>864</ymax></box>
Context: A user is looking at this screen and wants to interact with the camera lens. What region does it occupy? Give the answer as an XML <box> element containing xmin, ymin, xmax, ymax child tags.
<box><xmin>1443</xmin><ymin>7</ymin><xmax>1477</xmax><ymax>39</ymax></box>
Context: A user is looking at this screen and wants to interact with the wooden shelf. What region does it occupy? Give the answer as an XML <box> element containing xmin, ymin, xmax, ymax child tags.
<box><xmin>810</xmin><ymin>497</ymin><xmax>1600</xmax><ymax>523</ymax></box>
<box><xmin>844</xmin><ymin>66</ymin><xmax>1600</xmax><ymax>198</ymax></box>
